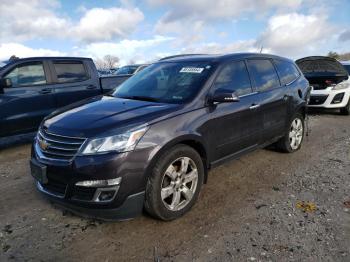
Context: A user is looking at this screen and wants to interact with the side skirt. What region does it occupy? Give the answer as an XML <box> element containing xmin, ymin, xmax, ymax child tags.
<box><xmin>209</xmin><ymin>136</ymin><xmax>282</xmax><ymax>169</ymax></box>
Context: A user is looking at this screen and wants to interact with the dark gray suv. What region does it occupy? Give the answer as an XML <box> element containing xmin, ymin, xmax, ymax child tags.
<box><xmin>30</xmin><ymin>53</ymin><xmax>310</xmax><ymax>221</ymax></box>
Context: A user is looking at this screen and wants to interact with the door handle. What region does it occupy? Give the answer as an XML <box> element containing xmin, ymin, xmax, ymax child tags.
<box><xmin>249</xmin><ymin>104</ymin><xmax>260</xmax><ymax>110</ymax></box>
<box><xmin>283</xmin><ymin>95</ymin><xmax>288</xmax><ymax>101</ymax></box>
<box><xmin>86</xmin><ymin>85</ymin><xmax>97</xmax><ymax>90</ymax></box>
<box><xmin>38</xmin><ymin>89</ymin><xmax>52</xmax><ymax>94</ymax></box>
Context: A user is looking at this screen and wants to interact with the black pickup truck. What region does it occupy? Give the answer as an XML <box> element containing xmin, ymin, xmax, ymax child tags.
<box><xmin>0</xmin><ymin>57</ymin><xmax>131</xmax><ymax>137</ymax></box>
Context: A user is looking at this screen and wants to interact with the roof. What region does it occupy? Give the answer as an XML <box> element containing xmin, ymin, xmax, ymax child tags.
<box><xmin>158</xmin><ymin>53</ymin><xmax>293</xmax><ymax>63</ymax></box>
<box><xmin>0</xmin><ymin>57</ymin><xmax>94</xmax><ymax>72</ymax></box>
<box><xmin>13</xmin><ymin>56</ymin><xmax>92</xmax><ymax>61</ymax></box>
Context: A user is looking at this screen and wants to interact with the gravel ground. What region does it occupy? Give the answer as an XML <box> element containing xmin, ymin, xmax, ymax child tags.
<box><xmin>0</xmin><ymin>113</ymin><xmax>349</xmax><ymax>262</ymax></box>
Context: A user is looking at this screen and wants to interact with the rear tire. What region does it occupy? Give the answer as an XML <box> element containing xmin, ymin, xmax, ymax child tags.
<box><xmin>340</xmin><ymin>99</ymin><xmax>350</xmax><ymax>115</ymax></box>
<box><xmin>276</xmin><ymin>113</ymin><xmax>305</xmax><ymax>153</ymax></box>
<box><xmin>144</xmin><ymin>145</ymin><xmax>204</xmax><ymax>221</ymax></box>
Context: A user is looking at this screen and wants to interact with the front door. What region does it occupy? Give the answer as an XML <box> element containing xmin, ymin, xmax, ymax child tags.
<box><xmin>0</xmin><ymin>61</ymin><xmax>56</xmax><ymax>137</ymax></box>
<box><xmin>208</xmin><ymin>60</ymin><xmax>262</xmax><ymax>161</ymax></box>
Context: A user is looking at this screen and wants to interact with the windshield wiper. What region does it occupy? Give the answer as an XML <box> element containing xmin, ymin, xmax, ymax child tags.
<box><xmin>119</xmin><ymin>95</ymin><xmax>160</xmax><ymax>102</ymax></box>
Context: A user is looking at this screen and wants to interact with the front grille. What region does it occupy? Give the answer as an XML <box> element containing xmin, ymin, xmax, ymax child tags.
<box><xmin>309</xmin><ymin>95</ymin><xmax>328</xmax><ymax>105</ymax></box>
<box><xmin>37</xmin><ymin>128</ymin><xmax>86</xmax><ymax>161</ymax></box>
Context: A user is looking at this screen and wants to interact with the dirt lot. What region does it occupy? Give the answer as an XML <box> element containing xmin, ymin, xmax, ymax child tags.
<box><xmin>0</xmin><ymin>112</ymin><xmax>349</xmax><ymax>262</ymax></box>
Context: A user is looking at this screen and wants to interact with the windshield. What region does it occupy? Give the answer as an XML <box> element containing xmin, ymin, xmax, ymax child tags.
<box><xmin>113</xmin><ymin>61</ymin><xmax>216</xmax><ymax>104</ymax></box>
<box><xmin>116</xmin><ymin>65</ymin><xmax>139</xmax><ymax>75</ymax></box>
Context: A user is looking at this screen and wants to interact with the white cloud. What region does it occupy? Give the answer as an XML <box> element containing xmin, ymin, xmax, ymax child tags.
<box><xmin>0</xmin><ymin>0</ymin><xmax>68</xmax><ymax>41</ymax></box>
<box><xmin>180</xmin><ymin>40</ymin><xmax>258</xmax><ymax>54</ymax></box>
<box><xmin>152</xmin><ymin>0</ymin><xmax>305</xmax><ymax>47</ymax></box>
<box><xmin>80</xmin><ymin>35</ymin><xmax>175</xmax><ymax>64</ymax></box>
<box><xmin>149</xmin><ymin>0</ymin><xmax>303</xmax><ymax>22</ymax></box>
<box><xmin>176</xmin><ymin>11</ymin><xmax>335</xmax><ymax>58</ymax></box>
<box><xmin>339</xmin><ymin>29</ymin><xmax>350</xmax><ymax>42</ymax></box>
<box><xmin>0</xmin><ymin>0</ymin><xmax>144</xmax><ymax>43</ymax></box>
<box><xmin>0</xmin><ymin>43</ymin><xmax>65</xmax><ymax>61</ymax></box>
<box><xmin>257</xmin><ymin>12</ymin><xmax>334</xmax><ymax>56</ymax></box>
<box><xmin>72</xmin><ymin>8</ymin><xmax>144</xmax><ymax>43</ymax></box>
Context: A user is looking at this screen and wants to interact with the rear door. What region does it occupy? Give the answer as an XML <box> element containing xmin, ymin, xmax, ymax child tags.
<box><xmin>48</xmin><ymin>60</ymin><xmax>100</xmax><ymax>108</ymax></box>
<box><xmin>209</xmin><ymin>60</ymin><xmax>262</xmax><ymax>161</ymax></box>
<box><xmin>0</xmin><ymin>61</ymin><xmax>56</xmax><ymax>136</ymax></box>
<box><xmin>246</xmin><ymin>59</ymin><xmax>289</xmax><ymax>142</ymax></box>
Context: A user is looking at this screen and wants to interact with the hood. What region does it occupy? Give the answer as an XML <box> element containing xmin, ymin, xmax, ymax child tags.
<box><xmin>44</xmin><ymin>95</ymin><xmax>181</xmax><ymax>137</ymax></box>
<box><xmin>296</xmin><ymin>56</ymin><xmax>349</xmax><ymax>83</ymax></box>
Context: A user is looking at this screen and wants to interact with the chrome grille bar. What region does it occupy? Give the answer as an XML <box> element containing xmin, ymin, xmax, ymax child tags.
<box><xmin>36</xmin><ymin>128</ymin><xmax>86</xmax><ymax>161</ymax></box>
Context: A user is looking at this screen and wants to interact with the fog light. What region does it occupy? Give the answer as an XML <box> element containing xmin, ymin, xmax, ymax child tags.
<box><xmin>75</xmin><ymin>177</ymin><xmax>121</xmax><ymax>187</ymax></box>
<box><xmin>331</xmin><ymin>93</ymin><xmax>345</xmax><ymax>104</ymax></box>
<box><xmin>93</xmin><ymin>187</ymin><xmax>119</xmax><ymax>202</ymax></box>
<box><xmin>98</xmin><ymin>190</ymin><xmax>116</xmax><ymax>201</ymax></box>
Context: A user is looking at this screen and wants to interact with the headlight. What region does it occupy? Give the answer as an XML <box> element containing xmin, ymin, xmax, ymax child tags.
<box><xmin>81</xmin><ymin>126</ymin><xmax>148</xmax><ymax>155</ymax></box>
<box><xmin>332</xmin><ymin>82</ymin><xmax>349</xmax><ymax>90</ymax></box>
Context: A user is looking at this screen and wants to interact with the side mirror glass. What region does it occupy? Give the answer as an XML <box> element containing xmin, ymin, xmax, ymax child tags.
<box><xmin>210</xmin><ymin>88</ymin><xmax>240</xmax><ymax>104</ymax></box>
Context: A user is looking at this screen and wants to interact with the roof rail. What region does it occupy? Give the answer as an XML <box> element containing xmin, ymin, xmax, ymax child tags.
<box><xmin>159</xmin><ymin>54</ymin><xmax>207</xmax><ymax>61</ymax></box>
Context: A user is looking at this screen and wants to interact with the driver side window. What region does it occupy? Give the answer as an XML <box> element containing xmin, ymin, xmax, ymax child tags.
<box><xmin>213</xmin><ymin>60</ymin><xmax>253</xmax><ymax>96</ymax></box>
<box><xmin>4</xmin><ymin>62</ymin><xmax>47</xmax><ymax>87</ymax></box>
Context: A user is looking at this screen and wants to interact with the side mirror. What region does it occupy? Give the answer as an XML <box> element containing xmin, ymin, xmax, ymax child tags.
<box><xmin>210</xmin><ymin>88</ymin><xmax>240</xmax><ymax>104</ymax></box>
<box><xmin>0</xmin><ymin>78</ymin><xmax>12</xmax><ymax>92</ymax></box>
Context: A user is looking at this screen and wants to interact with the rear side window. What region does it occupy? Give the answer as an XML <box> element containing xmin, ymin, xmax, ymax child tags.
<box><xmin>213</xmin><ymin>60</ymin><xmax>253</xmax><ymax>96</ymax></box>
<box><xmin>274</xmin><ymin>59</ymin><xmax>300</xmax><ymax>85</ymax></box>
<box><xmin>4</xmin><ymin>62</ymin><xmax>46</xmax><ymax>87</ymax></box>
<box><xmin>247</xmin><ymin>59</ymin><xmax>280</xmax><ymax>92</ymax></box>
<box><xmin>53</xmin><ymin>61</ymin><xmax>89</xmax><ymax>83</ymax></box>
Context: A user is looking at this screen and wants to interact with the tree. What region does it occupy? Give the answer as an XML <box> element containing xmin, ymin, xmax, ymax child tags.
<box><xmin>104</xmin><ymin>55</ymin><xmax>119</xmax><ymax>69</ymax></box>
<box><xmin>339</xmin><ymin>52</ymin><xmax>350</xmax><ymax>61</ymax></box>
<box><xmin>94</xmin><ymin>55</ymin><xmax>120</xmax><ymax>70</ymax></box>
<box><xmin>9</xmin><ymin>55</ymin><xmax>19</xmax><ymax>61</ymax></box>
<box><xmin>327</xmin><ymin>51</ymin><xmax>340</xmax><ymax>60</ymax></box>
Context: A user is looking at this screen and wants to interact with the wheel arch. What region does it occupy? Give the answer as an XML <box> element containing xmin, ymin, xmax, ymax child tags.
<box><xmin>294</xmin><ymin>102</ymin><xmax>307</xmax><ymax>120</ymax></box>
<box><xmin>145</xmin><ymin>135</ymin><xmax>209</xmax><ymax>184</ymax></box>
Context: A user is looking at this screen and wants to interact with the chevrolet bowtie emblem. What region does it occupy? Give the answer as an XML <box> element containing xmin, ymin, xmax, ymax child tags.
<box><xmin>39</xmin><ymin>139</ymin><xmax>50</xmax><ymax>151</ymax></box>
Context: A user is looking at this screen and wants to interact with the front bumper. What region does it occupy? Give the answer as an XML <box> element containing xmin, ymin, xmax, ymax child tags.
<box><xmin>30</xmin><ymin>141</ymin><xmax>153</xmax><ymax>220</ymax></box>
<box><xmin>37</xmin><ymin>181</ymin><xmax>145</xmax><ymax>221</ymax></box>
<box><xmin>308</xmin><ymin>86</ymin><xmax>350</xmax><ymax>108</ymax></box>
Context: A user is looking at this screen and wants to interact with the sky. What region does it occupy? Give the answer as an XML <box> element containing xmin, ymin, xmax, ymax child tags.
<box><xmin>0</xmin><ymin>0</ymin><xmax>350</xmax><ymax>65</ymax></box>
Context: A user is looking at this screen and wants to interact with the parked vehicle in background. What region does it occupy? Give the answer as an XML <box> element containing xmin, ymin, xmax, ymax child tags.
<box><xmin>341</xmin><ymin>61</ymin><xmax>350</xmax><ymax>74</ymax></box>
<box><xmin>29</xmin><ymin>53</ymin><xmax>310</xmax><ymax>221</ymax></box>
<box><xmin>296</xmin><ymin>56</ymin><xmax>350</xmax><ymax>115</ymax></box>
<box><xmin>98</xmin><ymin>68</ymin><xmax>120</xmax><ymax>76</ymax></box>
<box><xmin>0</xmin><ymin>57</ymin><xmax>132</xmax><ymax>137</ymax></box>
<box><xmin>115</xmin><ymin>64</ymin><xmax>148</xmax><ymax>75</ymax></box>
<box><xmin>0</xmin><ymin>61</ymin><xmax>8</xmax><ymax>68</ymax></box>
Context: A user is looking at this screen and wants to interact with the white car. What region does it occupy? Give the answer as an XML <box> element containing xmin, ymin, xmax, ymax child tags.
<box><xmin>296</xmin><ymin>57</ymin><xmax>350</xmax><ymax>115</ymax></box>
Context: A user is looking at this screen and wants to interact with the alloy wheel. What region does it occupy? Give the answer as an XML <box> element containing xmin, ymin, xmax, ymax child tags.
<box><xmin>289</xmin><ymin>118</ymin><xmax>303</xmax><ymax>150</ymax></box>
<box><xmin>160</xmin><ymin>157</ymin><xmax>198</xmax><ymax>211</ymax></box>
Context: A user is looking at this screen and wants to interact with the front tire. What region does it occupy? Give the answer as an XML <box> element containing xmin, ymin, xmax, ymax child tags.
<box><xmin>276</xmin><ymin>113</ymin><xmax>305</xmax><ymax>153</ymax></box>
<box><xmin>340</xmin><ymin>99</ymin><xmax>350</xmax><ymax>115</ymax></box>
<box><xmin>145</xmin><ymin>145</ymin><xmax>204</xmax><ymax>221</ymax></box>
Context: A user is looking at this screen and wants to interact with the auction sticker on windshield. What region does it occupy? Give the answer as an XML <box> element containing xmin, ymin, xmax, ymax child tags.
<box><xmin>179</xmin><ymin>67</ymin><xmax>204</xmax><ymax>73</ymax></box>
